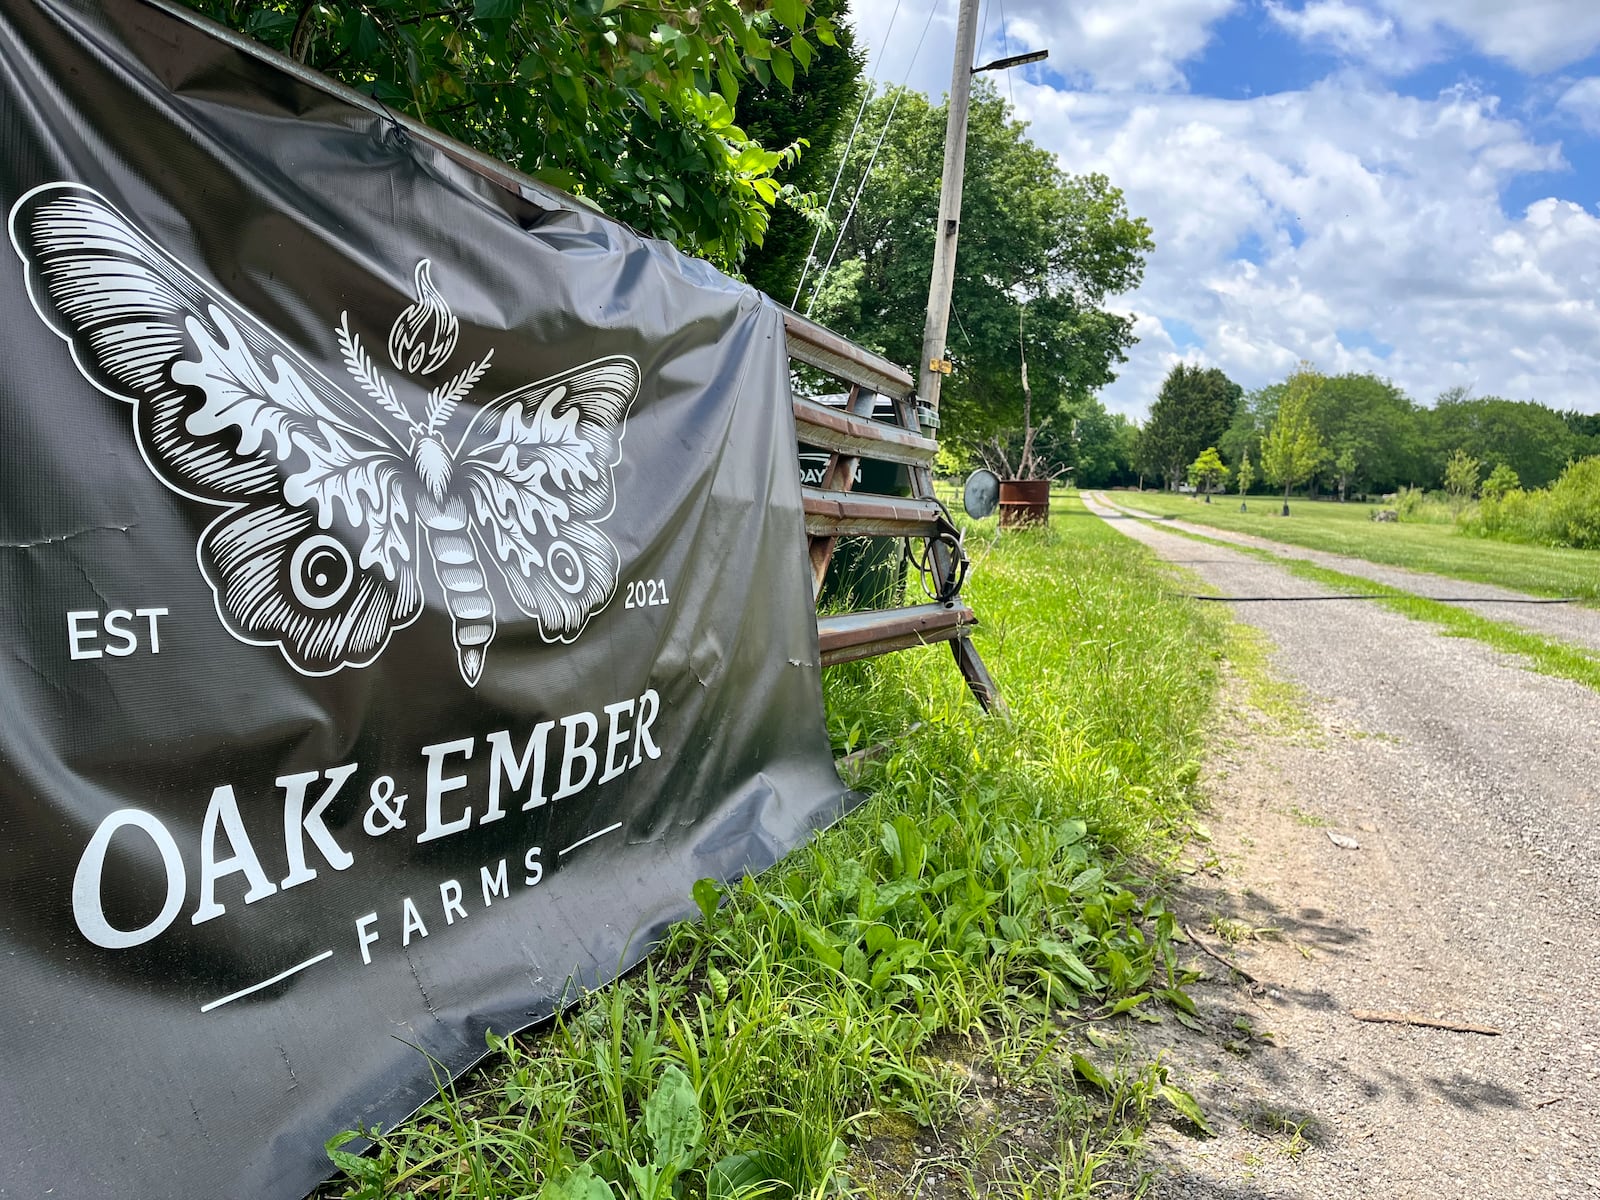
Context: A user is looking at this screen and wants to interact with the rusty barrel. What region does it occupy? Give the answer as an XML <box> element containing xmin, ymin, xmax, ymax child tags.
<box><xmin>997</xmin><ymin>479</ymin><xmax>1051</xmax><ymax>527</ymax></box>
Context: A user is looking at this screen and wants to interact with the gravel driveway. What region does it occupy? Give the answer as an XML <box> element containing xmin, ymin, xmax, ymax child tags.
<box><xmin>1079</xmin><ymin>493</ymin><xmax>1600</xmax><ymax>1199</ymax></box>
<box><xmin>1087</xmin><ymin>491</ymin><xmax>1600</xmax><ymax>654</ymax></box>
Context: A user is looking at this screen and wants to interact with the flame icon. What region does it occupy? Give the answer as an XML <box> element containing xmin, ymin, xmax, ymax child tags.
<box><xmin>388</xmin><ymin>259</ymin><xmax>458</xmax><ymax>375</ymax></box>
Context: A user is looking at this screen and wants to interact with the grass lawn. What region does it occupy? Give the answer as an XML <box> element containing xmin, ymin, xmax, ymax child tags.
<box><xmin>1151</xmin><ymin>519</ymin><xmax>1600</xmax><ymax>699</ymax></box>
<box><xmin>318</xmin><ymin>493</ymin><xmax>1229</xmax><ymax>1200</ymax></box>
<box><xmin>1106</xmin><ymin>488</ymin><xmax>1600</xmax><ymax>604</ymax></box>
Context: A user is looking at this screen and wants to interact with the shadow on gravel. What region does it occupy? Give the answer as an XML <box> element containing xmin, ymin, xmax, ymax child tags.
<box><xmin>1125</xmin><ymin>867</ymin><xmax>1531</xmax><ymax>1198</ymax></box>
<box><xmin>1188</xmin><ymin>871</ymin><xmax>1367</xmax><ymax>955</ymax></box>
<box><xmin>1426</xmin><ymin>1072</ymin><xmax>1521</xmax><ymax>1112</ymax></box>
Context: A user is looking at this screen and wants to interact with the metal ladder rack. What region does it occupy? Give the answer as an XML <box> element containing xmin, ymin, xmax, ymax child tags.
<box><xmin>782</xmin><ymin>307</ymin><xmax>1001</xmax><ymax>712</ymax></box>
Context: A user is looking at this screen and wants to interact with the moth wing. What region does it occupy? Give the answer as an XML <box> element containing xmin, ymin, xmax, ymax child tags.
<box><xmin>456</xmin><ymin>356</ymin><xmax>639</xmax><ymax>641</ymax></box>
<box><xmin>205</xmin><ymin>508</ymin><xmax>425</xmax><ymax>675</ymax></box>
<box><xmin>8</xmin><ymin>184</ymin><xmax>424</xmax><ymax>673</ymax></box>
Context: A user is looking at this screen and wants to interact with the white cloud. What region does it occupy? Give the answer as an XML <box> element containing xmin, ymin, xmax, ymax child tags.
<box><xmin>1376</xmin><ymin>0</ymin><xmax>1600</xmax><ymax>74</ymax></box>
<box><xmin>846</xmin><ymin>0</ymin><xmax>960</xmax><ymax>102</ymax></box>
<box><xmin>1008</xmin><ymin>77</ymin><xmax>1600</xmax><ymax>416</ymax></box>
<box><xmin>999</xmin><ymin>0</ymin><xmax>1238</xmax><ymax>91</ymax></box>
<box><xmin>1265</xmin><ymin>0</ymin><xmax>1396</xmax><ymax>58</ymax></box>
<box><xmin>1266</xmin><ymin>0</ymin><xmax>1600</xmax><ymax>75</ymax></box>
<box><xmin>1557</xmin><ymin>77</ymin><xmax>1600</xmax><ymax>132</ymax></box>
<box><xmin>847</xmin><ymin>0</ymin><xmax>1237</xmax><ymax>99</ymax></box>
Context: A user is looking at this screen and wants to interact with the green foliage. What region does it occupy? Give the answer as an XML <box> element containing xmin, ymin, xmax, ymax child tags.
<box><xmin>1393</xmin><ymin>485</ymin><xmax>1455</xmax><ymax>524</ymax></box>
<box><xmin>1423</xmin><ymin>389</ymin><xmax>1576</xmax><ymax>489</ymax></box>
<box><xmin>1463</xmin><ymin>456</ymin><xmax>1600</xmax><ymax>550</ymax></box>
<box><xmin>321</xmin><ymin>495</ymin><xmax>1226</xmax><ymax>1198</ymax></box>
<box><xmin>1236</xmin><ymin>452</ymin><xmax>1254</xmax><ymax>498</ymax></box>
<box><xmin>538</xmin><ymin>1164</ymin><xmax>614</xmax><ymax>1200</ymax></box>
<box><xmin>1217</xmin><ymin>382</ymin><xmax>1282</xmax><ymax>471</ymax></box>
<box><xmin>1006</xmin><ymin>396</ymin><xmax>1139</xmax><ymax>488</ymax></box>
<box><xmin>1259</xmin><ymin>367</ymin><xmax>1328</xmax><ymax>507</ymax></box>
<box><xmin>1217</xmin><ymin>372</ymin><xmax>1590</xmax><ymax>499</ymax></box>
<box><xmin>1331</xmin><ymin>445</ymin><xmax>1357</xmax><ymax>500</ymax></box>
<box><xmin>1070</xmin><ymin>398</ymin><xmax>1141</xmax><ymax>488</ymax></box>
<box><xmin>802</xmin><ymin>83</ymin><xmax>1152</xmax><ymax>445</ymax></box>
<box><xmin>734</xmin><ymin>0</ymin><xmax>864</xmax><ymax>299</ymax></box>
<box><xmin>1138</xmin><ymin>365</ymin><xmax>1243</xmax><ymax>488</ymax></box>
<box><xmin>1068</xmin><ymin>1052</ymin><xmax>1210</xmax><ymax>1136</ymax></box>
<box><xmin>1187</xmin><ymin>446</ymin><xmax>1228</xmax><ymax>499</ymax></box>
<box><xmin>188</xmin><ymin>0</ymin><xmax>836</xmax><ymax>269</ymax></box>
<box><xmin>1480</xmin><ymin>463</ymin><xmax>1521</xmax><ymax>502</ymax></box>
<box><xmin>1443</xmin><ymin>448</ymin><xmax>1481</xmax><ymax>509</ymax></box>
<box><xmin>1561</xmin><ymin>408</ymin><xmax>1600</xmax><ymax>461</ymax></box>
<box><xmin>1304</xmin><ymin>374</ymin><xmax>1418</xmax><ymax>495</ymax></box>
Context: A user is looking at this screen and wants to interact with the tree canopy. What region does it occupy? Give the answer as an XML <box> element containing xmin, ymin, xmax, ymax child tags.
<box><xmin>802</xmin><ymin>82</ymin><xmax>1153</xmax><ymax>445</ymax></box>
<box><xmin>1422</xmin><ymin>391</ymin><xmax>1576</xmax><ymax>490</ymax></box>
<box><xmin>1137</xmin><ymin>364</ymin><xmax>1242</xmax><ymax>488</ymax></box>
<box><xmin>734</xmin><ymin>0</ymin><xmax>865</xmax><ymax>300</ymax></box>
<box><xmin>1198</xmin><ymin>366</ymin><xmax>1600</xmax><ymax>499</ymax></box>
<box><xmin>188</xmin><ymin>0</ymin><xmax>837</xmax><ymax>269</ymax></box>
<box><xmin>1188</xmin><ymin>446</ymin><xmax>1228</xmax><ymax>500</ymax></box>
<box><xmin>1260</xmin><ymin>367</ymin><xmax>1327</xmax><ymax>510</ymax></box>
<box><xmin>1304</xmin><ymin>373</ymin><xmax>1418</xmax><ymax>496</ymax></box>
<box><xmin>1069</xmin><ymin>396</ymin><xmax>1141</xmax><ymax>488</ymax></box>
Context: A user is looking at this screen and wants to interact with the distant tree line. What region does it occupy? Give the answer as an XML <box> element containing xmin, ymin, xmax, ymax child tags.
<box><xmin>1135</xmin><ymin>362</ymin><xmax>1600</xmax><ymax>499</ymax></box>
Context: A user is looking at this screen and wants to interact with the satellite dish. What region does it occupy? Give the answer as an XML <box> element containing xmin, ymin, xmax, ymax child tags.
<box><xmin>963</xmin><ymin>469</ymin><xmax>1000</xmax><ymax>519</ymax></box>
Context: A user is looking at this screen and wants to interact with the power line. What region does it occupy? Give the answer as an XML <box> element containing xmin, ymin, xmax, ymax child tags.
<box><xmin>789</xmin><ymin>0</ymin><xmax>903</xmax><ymax>309</ymax></box>
<box><xmin>995</xmin><ymin>0</ymin><xmax>1017</xmax><ymax>107</ymax></box>
<box><xmin>803</xmin><ymin>0</ymin><xmax>939</xmax><ymax>316</ymax></box>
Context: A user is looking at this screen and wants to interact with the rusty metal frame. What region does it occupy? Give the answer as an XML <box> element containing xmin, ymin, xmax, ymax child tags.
<box><xmin>785</xmin><ymin>310</ymin><xmax>1002</xmax><ymax>713</ymax></box>
<box><xmin>817</xmin><ymin>603</ymin><xmax>977</xmax><ymax>666</ymax></box>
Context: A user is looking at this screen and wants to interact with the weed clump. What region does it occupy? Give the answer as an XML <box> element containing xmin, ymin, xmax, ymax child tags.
<box><xmin>1460</xmin><ymin>455</ymin><xmax>1600</xmax><ymax>549</ymax></box>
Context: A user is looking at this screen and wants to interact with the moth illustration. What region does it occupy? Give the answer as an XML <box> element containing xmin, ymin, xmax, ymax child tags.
<box><xmin>8</xmin><ymin>184</ymin><xmax>639</xmax><ymax>686</ymax></box>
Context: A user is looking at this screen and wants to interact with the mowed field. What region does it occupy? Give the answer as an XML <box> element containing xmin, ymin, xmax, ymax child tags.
<box><xmin>1110</xmin><ymin>488</ymin><xmax>1600</xmax><ymax>603</ymax></box>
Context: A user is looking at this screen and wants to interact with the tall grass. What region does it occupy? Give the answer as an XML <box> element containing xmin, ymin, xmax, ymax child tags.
<box><xmin>1460</xmin><ymin>456</ymin><xmax>1600</xmax><ymax>550</ymax></box>
<box><xmin>1392</xmin><ymin>485</ymin><xmax>1456</xmax><ymax>525</ymax></box>
<box><xmin>320</xmin><ymin>493</ymin><xmax>1228</xmax><ymax>1200</ymax></box>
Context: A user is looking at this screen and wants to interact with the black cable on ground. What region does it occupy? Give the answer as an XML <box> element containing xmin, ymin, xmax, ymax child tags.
<box><xmin>1176</xmin><ymin>594</ymin><xmax>1578</xmax><ymax>604</ymax></box>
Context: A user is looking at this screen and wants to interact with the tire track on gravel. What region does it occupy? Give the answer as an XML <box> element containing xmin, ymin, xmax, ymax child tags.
<box><xmin>1086</xmin><ymin>491</ymin><xmax>1600</xmax><ymax>656</ymax></box>
<box><xmin>1080</xmin><ymin>491</ymin><xmax>1600</xmax><ymax>1200</ymax></box>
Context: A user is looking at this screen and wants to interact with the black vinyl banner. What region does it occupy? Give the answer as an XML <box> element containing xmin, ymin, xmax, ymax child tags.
<box><xmin>0</xmin><ymin>2</ymin><xmax>849</xmax><ymax>1196</ymax></box>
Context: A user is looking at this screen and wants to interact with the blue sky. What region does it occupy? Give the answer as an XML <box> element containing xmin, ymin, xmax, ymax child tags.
<box><xmin>847</xmin><ymin>0</ymin><xmax>1600</xmax><ymax>418</ymax></box>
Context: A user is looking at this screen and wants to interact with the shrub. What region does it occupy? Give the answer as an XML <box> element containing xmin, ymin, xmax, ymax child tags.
<box><xmin>1443</xmin><ymin>449</ymin><xmax>1480</xmax><ymax>512</ymax></box>
<box><xmin>1393</xmin><ymin>485</ymin><xmax>1455</xmax><ymax>525</ymax></box>
<box><xmin>1481</xmin><ymin>463</ymin><xmax>1521</xmax><ymax>502</ymax></box>
<box><xmin>1459</xmin><ymin>456</ymin><xmax>1600</xmax><ymax>549</ymax></box>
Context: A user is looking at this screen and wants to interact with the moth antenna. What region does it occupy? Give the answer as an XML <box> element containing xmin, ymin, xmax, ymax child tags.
<box><xmin>427</xmin><ymin>348</ymin><xmax>493</xmax><ymax>433</ymax></box>
<box><xmin>337</xmin><ymin>313</ymin><xmax>412</xmax><ymax>427</ymax></box>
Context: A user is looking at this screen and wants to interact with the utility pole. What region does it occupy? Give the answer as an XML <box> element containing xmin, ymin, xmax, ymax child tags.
<box><xmin>917</xmin><ymin>2</ymin><xmax>1047</xmax><ymax>419</ymax></box>
<box><xmin>917</xmin><ymin>0</ymin><xmax>981</xmax><ymax>421</ymax></box>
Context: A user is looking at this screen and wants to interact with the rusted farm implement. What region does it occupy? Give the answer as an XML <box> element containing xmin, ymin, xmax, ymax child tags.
<box><xmin>782</xmin><ymin>309</ymin><xmax>1001</xmax><ymax>712</ymax></box>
